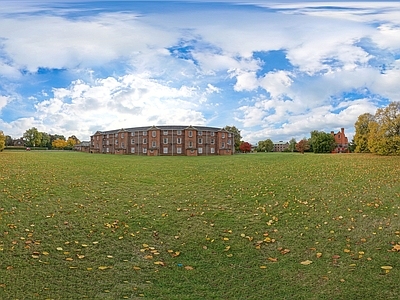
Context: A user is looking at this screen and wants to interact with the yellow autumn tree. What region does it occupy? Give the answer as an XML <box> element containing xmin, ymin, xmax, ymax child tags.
<box><xmin>354</xmin><ymin>113</ymin><xmax>374</xmax><ymax>153</ymax></box>
<box><xmin>366</xmin><ymin>102</ymin><xmax>400</xmax><ymax>155</ymax></box>
<box><xmin>0</xmin><ymin>130</ymin><xmax>5</xmax><ymax>151</ymax></box>
<box><xmin>52</xmin><ymin>138</ymin><xmax>68</xmax><ymax>149</ymax></box>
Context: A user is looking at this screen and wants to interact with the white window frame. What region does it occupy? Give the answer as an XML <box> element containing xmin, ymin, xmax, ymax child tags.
<box><xmin>143</xmin><ymin>148</ymin><xmax>147</xmax><ymax>154</ymax></box>
<box><xmin>177</xmin><ymin>137</ymin><xmax>182</xmax><ymax>144</ymax></box>
<box><xmin>211</xmin><ymin>147</ymin><xmax>215</xmax><ymax>153</ymax></box>
<box><xmin>163</xmin><ymin>130</ymin><xmax>168</xmax><ymax>135</ymax></box>
<box><xmin>188</xmin><ymin>131</ymin><xmax>193</xmax><ymax>137</ymax></box>
<box><xmin>198</xmin><ymin>138</ymin><xmax>203</xmax><ymax>144</ymax></box>
<box><xmin>177</xmin><ymin>147</ymin><xmax>182</xmax><ymax>154</ymax></box>
<box><xmin>152</xmin><ymin>141</ymin><xmax>156</xmax><ymax>147</ymax></box>
<box><xmin>143</xmin><ymin>138</ymin><xmax>147</xmax><ymax>144</ymax></box>
<box><xmin>163</xmin><ymin>147</ymin><xmax>168</xmax><ymax>154</ymax></box>
<box><xmin>131</xmin><ymin>147</ymin><xmax>135</xmax><ymax>153</ymax></box>
<box><xmin>198</xmin><ymin>147</ymin><xmax>203</xmax><ymax>154</ymax></box>
<box><xmin>152</xmin><ymin>131</ymin><xmax>156</xmax><ymax>137</ymax></box>
<box><xmin>163</xmin><ymin>138</ymin><xmax>168</xmax><ymax>144</ymax></box>
<box><xmin>177</xmin><ymin>130</ymin><xmax>182</xmax><ymax>135</ymax></box>
<box><xmin>189</xmin><ymin>141</ymin><xmax>193</xmax><ymax>148</ymax></box>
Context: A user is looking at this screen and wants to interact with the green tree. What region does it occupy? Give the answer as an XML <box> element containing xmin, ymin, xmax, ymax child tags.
<box><xmin>40</xmin><ymin>132</ymin><xmax>51</xmax><ymax>148</ymax></box>
<box><xmin>23</xmin><ymin>127</ymin><xmax>42</xmax><ymax>147</ymax></box>
<box><xmin>224</xmin><ymin>125</ymin><xmax>242</xmax><ymax>152</ymax></box>
<box><xmin>5</xmin><ymin>135</ymin><xmax>13</xmax><ymax>146</ymax></box>
<box><xmin>256</xmin><ymin>139</ymin><xmax>274</xmax><ymax>152</ymax></box>
<box><xmin>310</xmin><ymin>130</ymin><xmax>336</xmax><ymax>153</ymax></box>
<box><xmin>288</xmin><ymin>138</ymin><xmax>297</xmax><ymax>152</ymax></box>
<box><xmin>0</xmin><ymin>131</ymin><xmax>5</xmax><ymax>151</ymax></box>
<box><xmin>367</xmin><ymin>102</ymin><xmax>400</xmax><ymax>155</ymax></box>
<box><xmin>354</xmin><ymin>113</ymin><xmax>374</xmax><ymax>153</ymax></box>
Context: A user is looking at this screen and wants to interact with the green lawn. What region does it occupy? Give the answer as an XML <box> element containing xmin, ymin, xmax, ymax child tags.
<box><xmin>1</xmin><ymin>151</ymin><xmax>399</xmax><ymax>299</ymax></box>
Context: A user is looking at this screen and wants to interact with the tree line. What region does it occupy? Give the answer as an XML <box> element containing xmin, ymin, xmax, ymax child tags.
<box><xmin>0</xmin><ymin>127</ymin><xmax>81</xmax><ymax>151</ymax></box>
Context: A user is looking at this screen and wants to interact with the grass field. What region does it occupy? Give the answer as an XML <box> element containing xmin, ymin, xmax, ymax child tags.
<box><xmin>1</xmin><ymin>151</ymin><xmax>399</xmax><ymax>299</ymax></box>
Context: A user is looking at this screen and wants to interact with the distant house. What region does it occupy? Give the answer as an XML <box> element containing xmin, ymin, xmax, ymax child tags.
<box><xmin>273</xmin><ymin>141</ymin><xmax>289</xmax><ymax>152</ymax></box>
<box><xmin>331</xmin><ymin>128</ymin><xmax>349</xmax><ymax>153</ymax></box>
<box><xmin>74</xmin><ymin>141</ymin><xmax>90</xmax><ymax>153</ymax></box>
<box><xmin>13</xmin><ymin>138</ymin><xmax>24</xmax><ymax>146</ymax></box>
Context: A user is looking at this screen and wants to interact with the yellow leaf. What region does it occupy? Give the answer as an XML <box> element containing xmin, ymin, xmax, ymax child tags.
<box><xmin>133</xmin><ymin>266</ymin><xmax>141</xmax><ymax>270</ymax></box>
<box><xmin>268</xmin><ymin>257</ymin><xmax>278</xmax><ymax>262</ymax></box>
<box><xmin>260</xmin><ymin>265</ymin><xmax>267</xmax><ymax>269</ymax></box>
<box><xmin>316</xmin><ymin>252</ymin><xmax>322</xmax><ymax>258</ymax></box>
<box><xmin>300</xmin><ymin>260</ymin><xmax>313</xmax><ymax>265</ymax></box>
<box><xmin>143</xmin><ymin>244</ymin><xmax>149</xmax><ymax>248</ymax></box>
<box><xmin>224</xmin><ymin>246</ymin><xmax>231</xmax><ymax>251</ymax></box>
<box><xmin>77</xmin><ymin>255</ymin><xmax>85</xmax><ymax>259</ymax></box>
<box><xmin>107</xmin><ymin>255</ymin><xmax>113</xmax><ymax>258</ymax></box>
<box><xmin>56</xmin><ymin>247</ymin><xmax>63</xmax><ymax>251</ymax></box>
<box><xmin>31</xmin><ymin>255</ymin><xmax>39</xmax><ymax>259</ymax></box>
<box><xmin>223</xmin><ymin>237</ymin><xmax>229</xmax><ymax>241</ymax></box>
<box><xmin>184</xmin><ymin>266</ymin><xmax>194</xmax><ymax>270</ymax></box>
<box><xmin>42</xmin><ymin>251</ymin><xmax>49</xmax><ymax>256</ymax></box>
<box><xmin>226</xmin><ymin>254</ymin><xmax>233</xmax><ymax>257</ymax></box>
<box><xmin>344</xmin><ymin>249</ymin><xmax>351</xmax><ymax>253</ymax></box>
<box><xmin>65</xmin><ymin>257</ymin><xmax>74</xmax><ymax>261</ymax></box>
<box><xmin>154</xmin><ymin>261</ymin><xmax>165</xmax><ymax>266</ymax></box>
<box><xmin>98</xmin><ymin>266</ymin><xmax>108</xmax><ymax>270</ymax></box>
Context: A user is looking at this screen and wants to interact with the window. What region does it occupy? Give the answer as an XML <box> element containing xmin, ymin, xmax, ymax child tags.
<box><xmin>152</xmin><ymin>131</ymin><xmax>156</xmax><ymax>137</ymax></box>
<box><xmin>188</xmin><ymin>131</ymin><xmax>193</xmax><ymax>137</ymax></box>
<box><xmin>211</xmin><ymin>147</ymin><xmax>215</xmax><ymax>154</ymax></box>
<box><xmin>131</xmin><ymin>147</ymin><xmax>135</xmax><ymax>153</ymax></box>
<box><xmin>198</xmin><ymin>148</ymin><xmax>203</xmax><ymax>154</ymax></box>
<box><xmin>222</xmin><ymin>142</ymin><xmax>225</xmax><ymax>148</ymax></box>
<box><xmin>198</xmin><ymin>131</ymin><xmax>202</xmax><ymax>136</ymax></box>
<box><xmin>115</xmin><ymin>133</ymin><xmax>118</xmax><ymax>138</ymax></box>
<box><xmin>177</xmin><ymin>130</ymin><xmax>182</xmax><ymax>135</ymax></box>
<box><xmin>177</xmin><ymin>147</ymin><xmax>182</xmax><ymax>154</ymax></box>
<box><xmin>121</xmin><ymin>133</ymin><xmax>124</xmax><ymax>138</ymax></box>
<box><xmin>107</xmin><ymin>134</ymin><xmax>109</xmax><ymax>138</ymax></box>
<box><xmin>131</xmin><ymin>132</ymin><xmax>135</xmax><ymax>136</ymax></box>
<box><xmin>121</xmin><ymin>142</ymin><xmax>125</xmax><ymax>148</ymax></box>
<box><xmin>227</xmin><ymin>139</ymin><xmax>231</xmax><ymax>145</ymax></box>
<box><xmin>143</xmin><ymin>138</ymin><xmax>147</xmax><ymax>144</ymax></box>
<box><xmin>142</xmin><ymin>131</ymin><xmax>147</xmax><ymax>136</ymax></box>
<box><xmin>228</xmin><ymin>133</ymin><xmax>231</xmax><ymax>137</ymax></box>
<box><xmin>96</xmin><ymin>136</ymin><xmax>99</xmax><ymax>140</ymax></box>
<box><xmin>106</xmin><ymin>148</ymin><xmax>109</xmax><ymax>153</ymax></box>
<box><xmin>198</xmin><ymin>138</ymin><xmax>203</xmax><ymax>144</ymax></box>
<box><xmin>177</xmin><ymin>137</ymin><xmax>182</xmax><ymax>144</ymax></box>
<box><xmin>222</xmin><ymin>133</ymin><xmax>225</xmax><ymax>138</ymax></box>
<box><xmin>152</xmin><ymin>141</ymin><xmax>156</xmax><ymax>147</ymax></box>
<box><xmin>163</xmin><ymin>130</ymin><xmax>168</xmax><ymax>135</ymax></box>
<box><xmin>163</xmin><ymin>147</ymin><xmax>168</xmax><ymax>154</ymax></box>
<box><xmin>163</xmin><ymin>138</ymin><xmax>168</xmax><ymax>144</ymax></box>
<box><xmin>189</xmin><ymin>141</ymin><xmax>193</xmax><ymax>148</ymax></box>
<box><xmin>211</xmin><ymin>139</ymin><xmax>215</xmax><ymax>144</ymax></box>
<box><xmin>211</xmin><ymin>132</ymin><xmax>215</xmax><ymax>136</ymax></box>
<box><xmin>143</xmin><ymin>148</ymin><xmax>147</xmax><ymax>154</ymax></box>
<box><xmin>115</xmin><ymin>140</ymin><xmax>118</xmax><ymax>145</ymax></box>
<box><xmin>131</xmin><ymin>139</ymin><xmax>135</xmax><ymax>144</ymax></box>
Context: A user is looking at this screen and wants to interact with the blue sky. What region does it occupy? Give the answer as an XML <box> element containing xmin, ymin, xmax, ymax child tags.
<box><xmin>1</xmin><ymin>1</ymin><xmax>399</xmax><ymax>144</ymax></box>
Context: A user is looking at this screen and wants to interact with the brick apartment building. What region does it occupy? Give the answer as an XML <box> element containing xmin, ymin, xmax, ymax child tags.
<box><xmin>331</xmin><ymin>128</ymin><xmax>349</xmax><ymax>153</ymax></box>
<box><xmin>90</xmin><ymin>125</ymin><xmax>234</xmax><ymax>156</ymax></box>
<box><xmin>273</xmin><ymin>141</ymin><xmax>289</xmax><ymax>152</ymax></box>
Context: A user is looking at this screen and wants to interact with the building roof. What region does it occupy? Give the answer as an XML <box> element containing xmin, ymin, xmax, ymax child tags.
<box><xmin>92</xmin><ymin>125</ymin><xmax>228</xmax><ymax>135</ymax></box>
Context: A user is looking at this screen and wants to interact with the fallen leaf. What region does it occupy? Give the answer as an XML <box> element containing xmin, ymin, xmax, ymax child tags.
<box><xmin>259</xmin><ymin>265</ymin><xmax>267</xmax><ymax>269</ymax></box>
<box><xmin>316</xmin><ymin>252</ymin><xmax>322</xmax><ymax>258</ymax></box>
<box><xmin>98</xmin><ymin>266</ymin><xmax>109</xmax><ymax>270</ymax></box>
<box><xmin>268</xmin><ymin>257</ymin><xmax>278</xmax><ymax>262</ymax></box>
<box><xmin>154</xmin><ymin>261</ymin><xmax>165</xmax><ymax>266</ymax></box>
<box><xmin>133</xmin><ymin>266</ymin><xmax>141</xmax><ymax>270</ymax></box>
<box><xmin>300</xmin><ymin>260</ymin><xmax>313</xmax><ymax>265</ymax></box>
<box><xmin>184</xmin><ymin>266</ymin><xmax>194</xmax><ymax>270</ymax></box>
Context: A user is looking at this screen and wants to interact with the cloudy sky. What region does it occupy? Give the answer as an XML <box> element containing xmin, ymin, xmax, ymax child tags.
<box><xmin>1</xmin><ymin>1</ymin><xmax>399</xmax><ymax>144</ymax></box>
